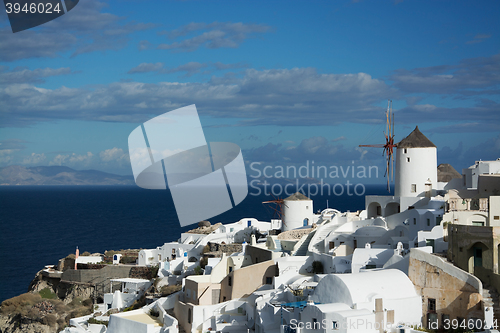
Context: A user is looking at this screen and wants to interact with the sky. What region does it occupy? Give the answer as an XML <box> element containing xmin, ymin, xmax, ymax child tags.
<box><xmin>0</xmin><ymin>0</ymin><xmax>499</xmax><ymax>184</ymax></box>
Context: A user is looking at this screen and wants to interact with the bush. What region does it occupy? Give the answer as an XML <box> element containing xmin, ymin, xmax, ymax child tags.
<box><xmin>0</xmin><ymin>293</ymin><xmax>42</xmax><ymax>314</ymax></box>
<box><xmin>202</xmin><ymin>244</ymin><xmax>211</xmax><ymax>254</ymax></box>
<box><xmin>42</xmin><ymin>314</ymin><xmax>57</xmax><ymax>328</ymax></box>
<box><xmin>149</xmin><ymin>308</ymin><xmax>160</xmax><ymax>317</ymax></box>
<box><xmin>199</xmin><ymin>257</ymin><xmax>208</xmax><ymax>269</ymax></box>
<box><xmin>311</xmin><ymin>261</ymin><xmax>324</xmax><ymax>274</ymax></box>
<box><xmin>194</xmin><ymin>266</ymin><xmax>203</xmax><ymax>275</ymax></box>
<box><xmin>82</xmin><ymin>251</ymin><xmax>91</xmax><ymax>256</ymax></box>
<box><xmin>39</xmin><ymin>288</ymin><xmax>57</xmax><ymax>299</ymax></box>
<box><xmin>88</xmin><ymin>317</ymin><xmax>109</xmax><ymax>327</ymax></box>
<box><xmin>82</xmin><ymin>298</ymin><xmax>93</xmax><ymax>308</ymax></box>
<box><xmin>123</xmin><ymin>295</ymin><xmax>146</xmax><ymax>312</ymax></box>
<box><xmin>120</xmin><ymin>256</ymin><xmax>136</xmax><ymax>264</ymax></box>
<box><xmin>160</xmin><ymin>284</ymin><xmax>182</xmax><ymax>297</ymax></box>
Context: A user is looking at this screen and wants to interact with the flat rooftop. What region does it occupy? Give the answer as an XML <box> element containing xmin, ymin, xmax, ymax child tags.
<box><xmin>121</xmin><ymin>313</ymin><xmax>162</xmax><ymax>326</ymax></box>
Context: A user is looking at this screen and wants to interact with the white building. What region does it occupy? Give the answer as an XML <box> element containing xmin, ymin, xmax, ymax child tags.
<box><xmin>282</xmin><ymin>192</ymin><xmax>315</xmax><ymax>231</ymax></box>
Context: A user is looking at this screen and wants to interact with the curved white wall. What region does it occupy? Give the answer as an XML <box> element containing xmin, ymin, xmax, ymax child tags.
<box><xmin>395</xmin><ymin>147</ymin><xmax>437</xmax><ymax>197</ymax></box>
<box><xmin>282</xmin><ymin>199</ymin><xmax>313</xmax><ymax>231</ymax></box>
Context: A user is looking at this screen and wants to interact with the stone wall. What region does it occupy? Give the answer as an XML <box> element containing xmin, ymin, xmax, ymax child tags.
<box><xmin>207</xmin><ymin>242</ymin><xmax>242</xmax><ymax>254</ymax></box>
<box><xmin>409</xmin><ymin>249</ymin><xmax>483</xmax><ymax>326</ymax></box>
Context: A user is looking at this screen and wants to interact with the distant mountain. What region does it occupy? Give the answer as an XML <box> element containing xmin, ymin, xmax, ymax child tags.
<box><xmin>0</xmin><ymin>165</ymin><xmax>135</xmax><ymax>185</ymax></box>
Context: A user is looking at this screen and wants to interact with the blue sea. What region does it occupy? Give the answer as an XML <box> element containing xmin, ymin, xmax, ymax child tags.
<box><xmin>0</xmin><ymin>184</ymin><xmax>390</xmax><ymax>302</ymax></box>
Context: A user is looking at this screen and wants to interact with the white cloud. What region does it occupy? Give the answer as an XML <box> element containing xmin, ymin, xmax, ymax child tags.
<box><xmin>157</xmin><ymin>22</ymin><xmax>272</xmax><ymax>52</ymax></box>
<box><xmin>100</xmin><ymin>147</ymin><xmax>128</xmax><ymax>164</ymax></box>
<box><xmin>49</xmin><ymin>152</ymin><xmax>94</xmax><ymax>167</ymax></box>
<box><xmin>22</xmin><ymin>152</ymin><xmax>47</xmax><ymax>165</ymax></box>
<box><xmin>0</xmin><ymin>0</ymin><xmax>155</xmax><ymax>61</ymax></box>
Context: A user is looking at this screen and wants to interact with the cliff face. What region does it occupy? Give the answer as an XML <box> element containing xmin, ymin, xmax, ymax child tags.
<box><xmin>0</xmin><ymin>271</ymin><xmax>94</xmax><ymax>333</ymax></box>
<box><xmin>0</xmin><ymin>312</ymin><xmax>55</xmax><ymax>333</ymax></box>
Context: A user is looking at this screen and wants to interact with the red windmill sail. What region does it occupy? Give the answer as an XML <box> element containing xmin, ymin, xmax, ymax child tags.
<box><xmin>262</xmin><ymin>195</ymin><xmax>287</xmax><ymax>227</ymax></box>
<box><xmin>359</xmin><ymin>100</ymin><xmax>396</xmax><ymax>191</ymax></box>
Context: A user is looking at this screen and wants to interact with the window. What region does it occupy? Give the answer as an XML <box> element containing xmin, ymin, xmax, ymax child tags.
<box><xmin>411</xmin><ymin>184</ymin><xmax>416</xmax><ymax>193</ymax></box>
<box><xmin>229</xmin><ymin>266</ymin><xmax>233</xmax><ymax>272</ymax></box>
<box><xmin>428</xmin><ymin>298</ymin><xmax>436</xmax><ymax>312</ymax></box>
<box><xmin>366</xmin><ymin>264</ymin><xmax>376</xmax><ymax>269</ymax></box>
<box><xmin>188</xmin><ymin>309</ymin><xmax>192</xmax><ymax>324</ymax></box>
<box><xmin>312</xmin><ymin>318</ymin><xmax>318</xmax><ymax>329</ymax></box>
<box><xmin>407</xmin><ymin>157</ymin><xmax>410</xmax><ymax>162</ymax></box>
<box><xmin>404</xmin><ymin>148</ymin><xmax>407</xmax><ymax>154</ymax></box>
<box><xmin>472</xmin><ymin>221</ymin><xmax>484</xmax><ymax>226</ymax></box>
<box><xmin>332</xmin><ymin>321</ymin><xmax>338</xmax><ymax>330</ymax></box>
<box><xmin>427</xmin><ymin>313</ymin><xmax>438</xmax><ymax>329</ymax></box>
<box><xmin>230</xmin><ymin>228</ymin><xmax>234</xmax><ymax>232</ymax></box>
<box><xmin>266</xmin><ymin>277</ymin><xmax>272</xmax><ymax>284</ymax></box>
<box><xmin>413</xmin><ymin>218</ymin><xmax>416</xmax><ymax>225</ymax></box>
<box><xmin>329</xmin><ymin>242</ymin><xmax>335</xmax><ymax>249</ymax></box>
<box><xmin>436</xmin><ymin>217</ymin><xmax>442</xmax><ymax>225</ymax></box>
<box><xmin>427</xmin><ymin>218</ymin><xmax>430</xmax><ymax>226</ymax></box>
<box><xmin>228</xmin><ymin>276</ymin><xmax>232</xmax><ymax>286</ymax></box>
<box><xmin>495</xmin><ymin>216</ymin><xmax>500</xmax><ymax>220</ymax></box>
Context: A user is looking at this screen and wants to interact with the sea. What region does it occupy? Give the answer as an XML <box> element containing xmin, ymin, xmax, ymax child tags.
<box><xmin>0</xmin><ymin>184</ymin><xmax>391</xmax><ymax>303</ymax></box>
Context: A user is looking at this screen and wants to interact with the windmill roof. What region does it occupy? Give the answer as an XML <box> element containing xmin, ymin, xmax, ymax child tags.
<box><xmin>437</xmin><ymin>163</ymin><xmax>462</xmax><ymax>182</ymax></box>
<box><xmin>284</xmin><ymin>192</ymin><xmax>311</xmax><ymax>201</ymax></box>
<box><xmin>397</xmin><ymin>126</ymin><xmax>436</xmax><ymax>148</ymax></box>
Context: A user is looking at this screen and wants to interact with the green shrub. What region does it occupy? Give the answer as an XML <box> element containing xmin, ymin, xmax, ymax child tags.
<box><xmin>311</xmin><ymin>261</ymin><xmax>324</xmax><ymax>274</ymax></box>
<box><xmin>88</xmin><ymin>317</ymin><xmax>109</xmax><ymax>327</ymax></box>
<box><xmin>123</xmin><ymin>295</ymin><xmax>146</xmax><ymax>312</ymax></box>
<box><xmin>194</xmin><ymin>266</ymin><xmax>203</xmax><ymax>275</ymax></box>
<box><xmin>39</xmin><ymin>288</ymin><xmax>57</xmax><ymax>300</ymax></box>
<box><xmin>149</xmin><ymin>308</ymin><xmax>160</xmax><ymax>317</ymax></box>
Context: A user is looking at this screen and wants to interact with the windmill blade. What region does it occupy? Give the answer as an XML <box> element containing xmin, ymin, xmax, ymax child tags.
<box><xmin>359</xmin><ymin>144</ymin><xmax>385</xmax><ymax>148</ymax></box>
<box><xmin>391</xmin><ymin>105</ymin><xmax>395</xmax><ymax>137</ymax></box>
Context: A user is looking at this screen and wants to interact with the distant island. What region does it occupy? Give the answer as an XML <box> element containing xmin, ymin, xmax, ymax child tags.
<box><xmin>0</xmin><ymin>165</ymin><xmax>135</xmax><ymax>186</ymax></box>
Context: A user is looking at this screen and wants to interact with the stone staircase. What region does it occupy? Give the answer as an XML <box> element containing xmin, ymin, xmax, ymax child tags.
<box><xmin>293</xmin><ymin>231</ymin><xmax>316</xmax><ymax>256</ymax></box>
<box><xmin>482</xmin><ymin>284</ymin><xmax>500</xmax><ymax>321</ymax></box>
<box><xmin>308</xmin><ymin>220</ymin><xmax>339</xmax><ymax>254</ymax></box>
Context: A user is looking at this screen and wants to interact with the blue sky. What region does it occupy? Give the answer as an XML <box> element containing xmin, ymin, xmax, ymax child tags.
<box><xmin>0</xmin><ymin>0</ymin><xmax>499</xmax><ymax>183</ymax></box>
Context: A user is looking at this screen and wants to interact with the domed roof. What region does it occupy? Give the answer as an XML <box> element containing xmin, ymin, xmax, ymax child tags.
<box><xmin>284</xmin><ymin>192</ymin><xmax>311</xmax><ymax>201</ymax></box>
<box><xmin>397</xmin><ymin>126</ymin><xmax>436</xmax><ymax>148</ymax></box>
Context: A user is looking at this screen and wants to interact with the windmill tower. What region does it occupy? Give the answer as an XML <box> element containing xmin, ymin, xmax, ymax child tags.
<box><xmin>282</xmin><ymin>192</ymin><xmax>313</xmax><ymax>231</ymax></box>
<box><xmin>395</xmin><ymin>126</ymin><xmax>437</xmax><ymax>198</ymax></box>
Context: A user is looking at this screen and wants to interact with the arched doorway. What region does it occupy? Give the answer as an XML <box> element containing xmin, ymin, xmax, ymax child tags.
<box><xmin>367</xmin><ymin>202</ymin><xmax>382</xmax><ymax>219</ymax></box>
<box><xmin>467</xmin><ymin>242</ymin><xmax>489</xmax><ymax>274</ymax></box>
<box><xmin>385</xmin><ymin>202</ymin><xmax>400</xmax><ymax>217</ymax></box>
